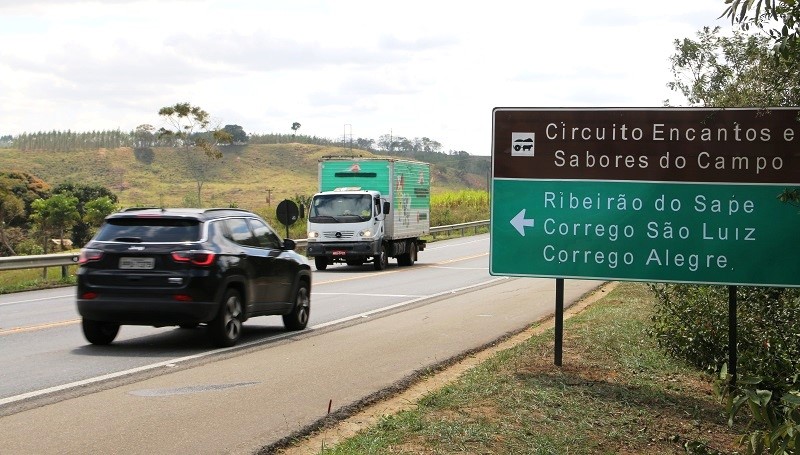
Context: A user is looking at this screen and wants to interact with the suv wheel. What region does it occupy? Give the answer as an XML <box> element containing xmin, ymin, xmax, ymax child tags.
<box><xmin>314</xmin><ymin>256</ymin><xmax>328</xmax><ymax>270</ymax></box>
<box><xmin>208</xmin><ymin>288</ymin><xmax>244</xmax><ymax>347</ymax></box>
<box><xmin>283</xmin><ymin>281</ymin><xmax>310</xmax><ymax>331</ymax></box>
<box><xmin>82</xmin><ymin>319</ymin><xmax>120</xmax><ymax>345</ymax></box>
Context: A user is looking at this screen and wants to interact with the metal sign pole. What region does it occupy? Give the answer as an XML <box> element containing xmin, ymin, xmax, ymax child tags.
<box><xmin>555</xmin><ymin>278</ymin><xmax>564</xmax><ymax>366</ymax></box>
<box><xmin>728</xmin><ymin>285</ymin><xmax>738</xmax><ymax>389</ymax></box>
<box><xmin>284</xmin><ymin>203</ymin><xmax>290</xmax><ymax>239</ymax></box>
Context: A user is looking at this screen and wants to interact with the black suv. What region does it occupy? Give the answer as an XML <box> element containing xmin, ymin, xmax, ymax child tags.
<box><xmin>77</xmin><ymin>208</ymin><xmax>311</xmax><ymax>347</ymax></box>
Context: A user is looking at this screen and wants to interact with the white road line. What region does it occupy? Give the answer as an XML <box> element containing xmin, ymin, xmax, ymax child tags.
<box><xmin>0</xmin><ymin>294</ymin><xmax>74</xmax><ymax>306</ymax></box>
<box><xmin>314</xmin><ymin>293</ymin><xmax>427</xmax><ymax>298</ymax></box>
<box><xmin>426</xmin><ymin>237</ymin><xmax>488</xmax><ymax>250</ymax></box>
<box><xmin>0</xmin><ymin>276</ymin><xmax>508</xmax><ymax>407</ymax></box>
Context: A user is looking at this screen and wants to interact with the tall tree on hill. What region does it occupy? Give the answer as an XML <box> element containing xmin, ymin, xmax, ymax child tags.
<box><xmin>0</xmin><ymin>176</ymin><xmax>24</xmax><ymax>255</ymax></box>
<box><xmin>291</xmin><ymin>122</ymin><xmax>301</xmax><ymax>136</ymax></box>
<box><xmin>223</xmin><ymin>124</ymin><xmax>248</xmax><ymax>144</ymax></box>
<box><xmin>156</xmin><ymin>103</ymin><xmax>232</xmax><ymax>206</ymax></box>
<box><xmin>0</xmin><ymin>171</ymin><xmax>51</xmax><ymax>220</ymax></box>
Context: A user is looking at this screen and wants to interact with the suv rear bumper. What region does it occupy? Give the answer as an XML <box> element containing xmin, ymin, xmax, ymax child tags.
<box><xmin>78</xmin><ymin>298</ymin><xmax>219</xmax><ymax>326</ymax></box>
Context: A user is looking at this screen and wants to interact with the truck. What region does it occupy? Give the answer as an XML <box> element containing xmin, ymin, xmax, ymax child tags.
<box><xmin>306</xmin><ymin>157</ymin><xmax>431</xmax><ymax>271</ymax></box>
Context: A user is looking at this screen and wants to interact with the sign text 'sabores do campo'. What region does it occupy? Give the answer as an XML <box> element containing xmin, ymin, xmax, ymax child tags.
<box><xmin>490</xmin><ymin>108</ymin><xmax>800</xmax><ymax>286</ymax></box>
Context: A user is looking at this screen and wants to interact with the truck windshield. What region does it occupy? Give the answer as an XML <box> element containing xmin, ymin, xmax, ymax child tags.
<box><xmin>309</xmin><ymin>194</ymin><xmax>373</xmax><ymax>222</ymax></box>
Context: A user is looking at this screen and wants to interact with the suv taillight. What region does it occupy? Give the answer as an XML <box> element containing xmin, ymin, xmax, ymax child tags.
<box><xmin>171</xmin><ymin>250</ymin><xmax>216</xmax><ymax>266</ymax></box>
<box><xmin>79</xmin><ymin>249</ymin><xmax>104</xmax><ymax>264</ymax></box>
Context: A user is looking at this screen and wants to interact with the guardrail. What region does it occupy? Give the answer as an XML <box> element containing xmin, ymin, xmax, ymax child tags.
<box><xmin>0</xmin><ymin>220</ymin><xmax>490</xmax><ymax>273</ymax></box>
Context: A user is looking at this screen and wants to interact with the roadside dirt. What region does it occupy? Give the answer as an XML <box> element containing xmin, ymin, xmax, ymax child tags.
<box><xmin>275</xmin><ymin>281</ymin><xmax>620</xmax><ymax>455</ymax></box>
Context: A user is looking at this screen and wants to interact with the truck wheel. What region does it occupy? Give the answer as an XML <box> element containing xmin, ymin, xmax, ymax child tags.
<box><xmin>374</xmin><ymin>244</ymin><xmax>388</xmax><ymax>270</ymax></box>
<box><xmin>314</xmin><ymin>256</ymin><xmax>328</xmax><ymax>270</ymax></box>
<box><xmin>82</xmin><ymin>319</ymin><xmax>120</xmax><ymax>345</ymax></box>
<box><xmin>398</xmin><ymin>241</ymin><xmax>417</xmax><ymax>266</ymax></box>
<box><xmin>283</xmin><ymin>281</ymin><xmax>310</xmax><ymax>331</ymax></box>
<box><xmin>208</xmin><ymin>288</ymin><xmax>243</xmax><ymax>347</ymax></box>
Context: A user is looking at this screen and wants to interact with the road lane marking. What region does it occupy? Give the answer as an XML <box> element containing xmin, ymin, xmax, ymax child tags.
<box><xmin>0</xmin><ymin>294</ymin><xmax>74</xmax><ymax>306</ymax></box>
<box><xmin>313</xmin><ymin>293</ymin><xmax>426</xmax><ymax>298</ymax></box>
<box><xmin>426</xmin><ymin>237</ymin><xmax>488</xmax><ymax>250</ymax></box>
<box><xmin>0</xmin><ymin>319</ymin><xmax>81</xmax><ymax>336</ymax></box>
<box><xmin>314</xmin><ymin>252</ymin><xmax>488</xmax><ymax>285</ymax></box>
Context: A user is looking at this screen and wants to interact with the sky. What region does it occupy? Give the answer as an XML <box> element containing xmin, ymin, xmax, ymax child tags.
<box><xmin>0</xmin><ymin>0</ymin><xmax>731</xmax><ymax>156</ymax></box>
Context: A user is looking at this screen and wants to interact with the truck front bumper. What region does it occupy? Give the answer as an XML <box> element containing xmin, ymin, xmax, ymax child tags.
<box><xmin>306</xmin><ymin>240</ymin><xmax>380</xmax><ymax>260</ymax></box>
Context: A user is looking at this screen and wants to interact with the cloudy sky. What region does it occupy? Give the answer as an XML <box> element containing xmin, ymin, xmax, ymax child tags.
<box><xmin>0</xmin><ymin>0</ymin><xmax>729</xmax><ymax>155</ymax></box>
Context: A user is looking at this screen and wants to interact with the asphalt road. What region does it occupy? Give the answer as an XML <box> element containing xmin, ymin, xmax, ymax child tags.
<box><xmin>0</xmin><ymin>236</ymin><xmax>491</xmax><ymax>401</ymax></box>
<box><xmin>0</xmin><ymin>234</ymin><xmax>604</xmax><ymax>454</ymax></box>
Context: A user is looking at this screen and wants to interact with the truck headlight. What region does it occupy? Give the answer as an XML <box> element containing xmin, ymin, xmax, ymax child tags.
<box><xmin>359</xmin><ymin>228</ymin><xmax>374</xmax><ymax>238</ymax></box>
<box><xmin>307</xmin><ymin>231</ymin><xmax>320</xmax><ymax>239</ymax></box>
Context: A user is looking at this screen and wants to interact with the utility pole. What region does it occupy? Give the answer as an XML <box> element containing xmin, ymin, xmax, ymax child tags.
<box><xmin>343</xmin><ymin>124</ymin><xmax>352</xmax><ymax>151</ymax></box>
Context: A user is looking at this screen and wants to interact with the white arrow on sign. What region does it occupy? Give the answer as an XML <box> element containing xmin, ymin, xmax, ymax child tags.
<box><xmin>510</xmin><ymin>209</ymin><xmax>534</xmax><ymax>236</ymax></box>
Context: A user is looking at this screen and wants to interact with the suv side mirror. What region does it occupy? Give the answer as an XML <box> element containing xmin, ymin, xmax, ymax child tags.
<box><xmin>283</xmin><ymin>238</ymin><xmax>296</xmax><ymax>250</ymax></box>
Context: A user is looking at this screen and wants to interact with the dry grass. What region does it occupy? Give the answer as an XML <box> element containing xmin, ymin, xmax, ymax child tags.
<box><xmin>278</xmin><ymin>282</ymin><xmax>745</xmax><ymax>455</ymax></box>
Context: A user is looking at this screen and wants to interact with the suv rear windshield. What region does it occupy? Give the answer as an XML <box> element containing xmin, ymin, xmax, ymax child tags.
<box><xmin>94</xmin><ymin>218</ymin><xmax>202</xmax><ymax>243</ymax></box>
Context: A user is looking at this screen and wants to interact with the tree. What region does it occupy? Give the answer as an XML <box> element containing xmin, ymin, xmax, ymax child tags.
<box><xmin>665</xmin><ymin>20</ymin><xmax>800</xmax><ymax>454</ymax></box>
<box><xmin>222</xmin><ymin>124</ymin><xmax>248</xmax><ymax>144</ymax></box>
<box><xmin>666</xmin><ymin>26</ymin><xmax>800</xmax><ymax>106</ymax></box>
<box><xmin>30</xmin><ymin>194</ymin><xmax>80</xmax><ymax>254</ymax></box>
<box><xmin>722</xmin><ymin>0</ymin><xmax>800</xmax><ymax>59</ymax></box>
<box><xmin>354</xmin><ymin>137</ymin><xmax>375</xmax><ymax>151</ymax></box>
<box><xmin>83</xmin><ymin>196</ymin><xmax>117</xmax><ymax>231</ymax></box>
<box><xmin>291</xmin><ymin>122</ymin><xmax>301</xmax><ymax>136</ymax></box>
<box><xmin>53</xmin><ymin>183</ymin><xmax>118</xmax><ymax>247</ymax></box>
<box><xmin>0</xmin><ymin>171</ymin><xmax>51</xmax><ymax>223</ymax></box>
<box><xmin>0</xmin><ymin>176</ymin><xmax>24</xmax><ymax>255</ymax></box>
<box><xmin>133</xmin><ymin>124</ymin><xmax>155</xmax><ymax>148</ymax></box>
<box><xmin>157</xmin><ymin>103</ymin><xmax>232</xmax><ymax>206</ymax></box>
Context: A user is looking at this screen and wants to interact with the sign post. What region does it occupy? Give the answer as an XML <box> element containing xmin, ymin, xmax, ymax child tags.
<box><xmin>490</xmin><ymin>107</ymin><xmax>800</xmax><ymax>368</ymax></box>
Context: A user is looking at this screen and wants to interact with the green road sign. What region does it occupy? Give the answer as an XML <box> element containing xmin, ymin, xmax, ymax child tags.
<box><xmin>490</xmin><ymin>108</ymin><xmax>800</xmax><ymax>286</ymax></box>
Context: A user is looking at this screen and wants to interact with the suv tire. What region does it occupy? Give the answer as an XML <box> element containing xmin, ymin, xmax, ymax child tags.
<box><xmin>82</xmin><ymin>319</ymin><xmax>120</xmax><ymax>345</ymax></box>
<box><xmin>208</xmin><ymin>288</ymin><xmax>244</xmax><ymax>347</ymax></box>
<box><xmin>283</xmin><ymin>281</ymin><xmax>310</xmax><ymax>331</ymax></box>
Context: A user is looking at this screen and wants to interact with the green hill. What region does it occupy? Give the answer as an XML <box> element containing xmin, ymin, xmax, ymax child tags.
<box><xmin>0</xmin><ymin>144</ymin><xmax>489</xmax><ymax>211</ymax></box>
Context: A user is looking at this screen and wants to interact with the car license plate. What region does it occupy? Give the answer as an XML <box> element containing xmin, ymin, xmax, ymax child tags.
<box><xmin>332</xmin><ymin>250</ymin><xmax>346</xmax><ymax>256</ymax></box>
<box><xmin>119</xmin><ymin>257</ymin><xmax>155</xmax><ymax>270</ymax></box>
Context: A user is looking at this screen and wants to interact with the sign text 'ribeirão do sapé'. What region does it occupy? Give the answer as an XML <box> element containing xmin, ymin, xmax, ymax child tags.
<box><xmin>490</xmin><ymin>108</ymin><xmax>800</xmax><ymax>286</ymax></box>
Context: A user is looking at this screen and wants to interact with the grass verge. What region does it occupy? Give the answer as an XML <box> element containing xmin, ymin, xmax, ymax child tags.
<box><xmin>283</xmin><ymin>282</ymin><xmax>744</xmax><ymax>455</ymax></box>
<box><xmin>0</xmin><ymin>266</ymin><xmax>77</xmax><ymax>294</ymax></box>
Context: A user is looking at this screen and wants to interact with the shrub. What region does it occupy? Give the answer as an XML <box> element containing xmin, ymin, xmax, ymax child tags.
<box><xmin>650</xmin><ymin>284</ymin><xmax>800</xmax><ymax>454</ymax></box>
<box><xmin>650</xmin><ymin>284</ymin><xmax>800</xmax><ymax>391</ymax></box>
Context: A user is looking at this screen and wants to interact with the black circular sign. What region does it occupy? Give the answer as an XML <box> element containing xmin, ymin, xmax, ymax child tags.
<box><xmin>276</xmin><ymin>199</ymin><xmax>299</xmax><ymax>226</ymax></box>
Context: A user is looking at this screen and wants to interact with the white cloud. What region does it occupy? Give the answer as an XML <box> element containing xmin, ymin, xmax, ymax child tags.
<box><xmin>0</xmin><ymin>0</ymin><xmax>728</xmax><ymax>154</ymax></box>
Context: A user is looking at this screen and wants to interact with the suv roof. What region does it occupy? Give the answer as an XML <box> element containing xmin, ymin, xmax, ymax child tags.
<box><xmin>110</xmin><ymin>207</ymin><xmax>257</xmax><ymax>221</ymax></box>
